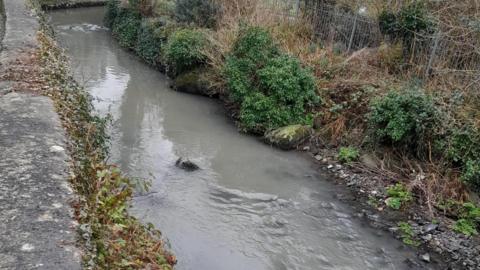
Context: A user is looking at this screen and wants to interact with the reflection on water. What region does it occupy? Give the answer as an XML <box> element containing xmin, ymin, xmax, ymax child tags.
<box><xmin>49</xmin><ymin>7</ymin><xmax>434</xmax><ymax>270</ymax></box>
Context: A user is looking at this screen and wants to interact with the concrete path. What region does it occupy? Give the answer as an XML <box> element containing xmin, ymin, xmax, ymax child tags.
<box><xmin>0</xmin><ymin>1</ymin><xmax>81</xmax><ymax>269</ymax></box>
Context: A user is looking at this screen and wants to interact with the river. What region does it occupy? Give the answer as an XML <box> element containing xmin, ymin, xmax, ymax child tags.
<box><xmin>49</xmin><ymin>7</ymin><xmax>429</xmax><ymax>270</ymax></box>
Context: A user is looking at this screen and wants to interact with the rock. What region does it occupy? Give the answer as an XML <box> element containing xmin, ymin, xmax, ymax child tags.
<box><xmin>49</xmin><ymin>145</ymin><xmax>65</xmax><ymax>153</ymax></box>
<box><xmin>420</xmin><ymin>253</ymin><xmax>431</xmax><ymax>263</ymax></box>
<box><xmin>264</xmin><ymin>125</ymin><xmax>312</xmax><ymax>150</ymax></box>
<box><xmin>423</xmin><ymin>223</ymin><xmax>438</xmax><ymax>233</ymax></box>
<box><xmin>173</xmin><ymin>68</ymin><xmax>212</xmax><ymax>96</ymax></box>
<box><xmin>314</xmin><ymin>154</ymin><xmax>322</xmax><ymax>161</ymax></box>
<box><xmin>175</xmin><ymin>157</ymin><xmax>200</xmax><ymax>171</ymax></box>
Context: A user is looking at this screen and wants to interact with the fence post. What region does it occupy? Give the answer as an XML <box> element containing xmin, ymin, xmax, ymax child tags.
<box><xmin>425</xmin><ymin>29</ymin><xmax>441</xmax><ymax>79</ymax></box>
<box><xmin>295</xmin><ymin>0</ymin><xmax>300</xmax><ymax>17</ymax></box>
<box><xmin>347</xmin><ymin>12</ymin><xmax>359</xmax><ymax>53</ymax></box>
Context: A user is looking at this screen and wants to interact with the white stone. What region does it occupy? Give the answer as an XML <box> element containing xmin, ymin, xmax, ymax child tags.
<box><xmin>21</xmin><ymin>243</ymin><xmax>34</xmax><ymax>252</ymax></box>
<box><xmin>50</xmin><ymin>145</ymin><xmax>65</xmax><ymax>153</ymax></box>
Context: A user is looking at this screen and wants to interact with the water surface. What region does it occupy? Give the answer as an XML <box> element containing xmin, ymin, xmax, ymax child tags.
<box><xmin>50</xmin><ymin>7</ymin><xmax>430</xmax><ymax>270</ymax></box>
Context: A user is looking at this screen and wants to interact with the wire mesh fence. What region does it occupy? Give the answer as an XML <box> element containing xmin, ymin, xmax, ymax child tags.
<box><xmin>265</xmin><ymin>0</ymin><xmax>480</xmax><ymax>88</ymax></box>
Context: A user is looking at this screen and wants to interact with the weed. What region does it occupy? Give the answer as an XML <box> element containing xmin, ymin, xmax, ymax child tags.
<box><xmin>398</xmin><ymin>222</ymin><xmax>420</xmax><ymax>246</ymax></box>
<box><xmin>453</xmin><ymin>219</ymin><xmax>478</xmax><ymax>236</ymax></box>
<box><xmin>386</xmin><ymin>183</ymin><xmax>413</xmax><ymax>210</ymax></box>
<box><xmin>338</xmin><ymin>147</ymin><xmax>360</xmax><ymax>163</ymax></box>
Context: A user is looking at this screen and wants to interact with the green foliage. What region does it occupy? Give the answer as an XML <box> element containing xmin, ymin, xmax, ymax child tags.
<box><xmin>386</xmin><ymin>183</ymin><xmax>413</xmax><ymax>210</ymax></box>
<box><xmin>462</xmin><ymin>159</ymin><xmax>480</xmax><ymax>190</ymax></box>
<box><xmin>174</xmin><ymin>0</ymin><xmax>218</xmax><ymax>28</ymax></box>
<box><xmin>225</xmin><ymin>26</ymin><xmax>319</xmax><ymax>133</ymax></box>
<box><xmin>135</xmin><ymin>19</ymin><xmax>164</xmax><ymax>65</ymax></box>
<box><xmin>453</xmin><ymin>219</ymin><xmax>478</xmax><ymax>236</ymax></box>
<box><xmin>398</xmin><ymin>222</ymin><xmax>420</xmax><ymax>246</ymax></box>
<box><xmin>338</xmin><ymin>147</ymin><xmax>360</xmax><ymax>163</ymax></box>
<box><xmin>368</xmin><ymin>87</ymin><xmax>439</xmax><ymax>153</ymax></box>
<box><xmin>165</xmin><ymin>28</ymin><xmax>207</xmax><ymax>73</ymax></box>
<box><xmin>398</xmin><ymin>2</ymin><xmax>434</xmax><ymax>40</ymax></box>
<box><xmin>379</xmin><ymin>2</ymin><xmax>434</xmax><ymax>43</ymax></box>
<box><xmin>104</xmin><ymin>0</ymin><xmax>119</xmax><ymax>28</ymax></box>
<box><xmin>112</xmin><ymin>8</ymin><xmax>142</xmax><ymax>49</ymax></box>
<box><xmin>378</xmin><ymin>10</ymin><xmax>399</xmax><ymax>38</ymax></box>
<box><xmin>445</xmin><ymin>127</ymin><xmax>480</xmax><ymax>164</ymax></box>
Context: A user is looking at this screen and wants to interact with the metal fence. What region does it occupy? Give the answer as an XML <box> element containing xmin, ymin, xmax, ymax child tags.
<box><xmin>267</xmin><ymin>0</ymin><xmax>480</xmax><ymax>87</ymax></box>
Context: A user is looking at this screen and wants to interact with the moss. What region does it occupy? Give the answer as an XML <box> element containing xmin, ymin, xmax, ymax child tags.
<box><xmin>264</xmin><ymin>125</ymin><xmax>312</xmax><ymax>150</ymax></box>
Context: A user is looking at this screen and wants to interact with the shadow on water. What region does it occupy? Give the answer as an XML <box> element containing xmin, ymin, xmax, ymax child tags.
<box><xmin>49</xmin><ymin>7</ymin><xmax>434</xmax><ymax>270</ymax></box>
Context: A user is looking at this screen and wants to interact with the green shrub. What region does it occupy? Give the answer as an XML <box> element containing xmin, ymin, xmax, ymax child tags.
<box><xmin>378</xmin><ymin>10</ymin><xmax>399</xmax><ymax>38</ymax></box>
<box><xmin>368</xmin><ymin>87</ymin><xmax>439</xmax><ymax>152</ymax></box>
<box><xmin>112</xmin><ymin>8</ymin><xmax>142</xmax><ymax>49</ymax></box>
<box><xmin>386</xmin><ymin>183</ymin><xmax>412</xmax><ymax>210</ymax></box>
<box><xmin>164</xmin><ymin>28</ymin><xmax>207</xmax><ymax>74</ymax></box>
<box><xmin>379</xmin><ymin>2</ymin><xmax>434</xmax><ymax>44</ymax></box>
<box><xmin>445</xmin><ymin>127</ymin><xmax>480</xmax><ymax>164</ymax></box>
<box><xmin>135</xmin><ymin>19</ymin><xmax>164</xmax><ymax>65</ymax></box>
<box><xmin>462</xmin><ymin>159</ymin><xmax>480</xmax><ymax>190</ymax></box>
<box><xmin>453</xmin><ymin>219</ymin><xmax>478</xmax><ymax>236</ymax></box>
<box><xmin>225</xmin><ymin>27</ymin><xmax>319</xmax><ymax>133</ymax></box>
<box><xmin>454</xmin><ymin>203</ymin><xmax>479</xmax><ymax>236</ymax></box>
<box><xmin>398</xmin><ymin>2</ymin><xmax>434</xmax><ymax>41</ymax></box>
<box><xmin>338</xmin><ymin>147</ymin><xmax>360</xmax><ymax>163</ymax></box>
<box><xmin>174</xmin><ymin>0</ymin><xmax>218</xmax><ymax>28</ymax></box>
<box><xmin>104</xmin><ymin>0</ymin><xmax>119</xmax><ymax>28</ymax></box>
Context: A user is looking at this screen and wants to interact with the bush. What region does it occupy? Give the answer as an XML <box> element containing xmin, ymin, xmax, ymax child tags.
<box><xmin>164</xmin><ymin>28</ymin><xmax>207</xmax><ymax>74</ymax></box>
<box><xmin>338</xmin><ymin>147</ymin><xmax>360</xmax><ymax>163</ymax></box>
<box><xmin>462</xmin><ymin>159</ymin><xmax>480</xmax><ymax>190</ymax></box>
<box><xmin>446</xmin><ymin>127</ymin><xmax>480</xmax><ymax>164</ymax></box>
<box><xmin>225</xmin><ymin>27</ymin><xmax>319</xmax><ymax>133</ymax></box>
<box><xmin>104</xmin><ymin>0</ymin><xmax>119</xmax><ymax>28</ymax></box>
<box><xmin>378</xmin><ymin>10</ymin><xmax>399</xmax><ymax>38</ymax></box>
<box><xmin>379</xmin><ymin>2</ymin><xmax>434</xmax><ymax>44</ymax></box>
<box><xmin>174</xmin><ymin>0</ymin><xmax>218</xmax><ymax>28</ymax></box>
<box><xmin>135</xmin><ymin>19</ymin><xmax>164</xmax><ymax>65</ymax></box>
<box><xmin>112</xmin><ymin>8</ymin><xmax>142</xmax><ymax>49</ymax></box>
<box><xmin>368</xmin><ymin>87</ymin><xmax>439</xmax><ymax>152</ymax></box>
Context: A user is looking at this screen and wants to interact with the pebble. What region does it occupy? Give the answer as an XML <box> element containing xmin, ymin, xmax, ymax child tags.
<box><xmin>49</xmin><ymin>145</ymin><xmax>65</xmax><ymax>153</ymax></box>
<box><xmin>314</xmin><ymin>154</ymin><xmax>322</xmax><ymax>161</ymax></box>
<box><xmin>420</xmin><ymin>253</ymin><xmax>431</xmax><ymax>263</ymax></box>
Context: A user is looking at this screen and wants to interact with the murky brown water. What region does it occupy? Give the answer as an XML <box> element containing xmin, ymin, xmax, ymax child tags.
<box><xmin>50</xmin><ymin>7</ymin><xmax>431</xmax><ymax>270</ymax></box>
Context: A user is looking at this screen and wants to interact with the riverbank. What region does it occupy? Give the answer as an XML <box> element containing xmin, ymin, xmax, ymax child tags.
<box><xmin>103</xmin><ymin>0</ymin><xmax>479</xmax><ymax>269</ymax></box>
<box><xmin>1</xmin><ymin>0</ymin><xmax>175</xmax><ymax>269</ymax></box>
